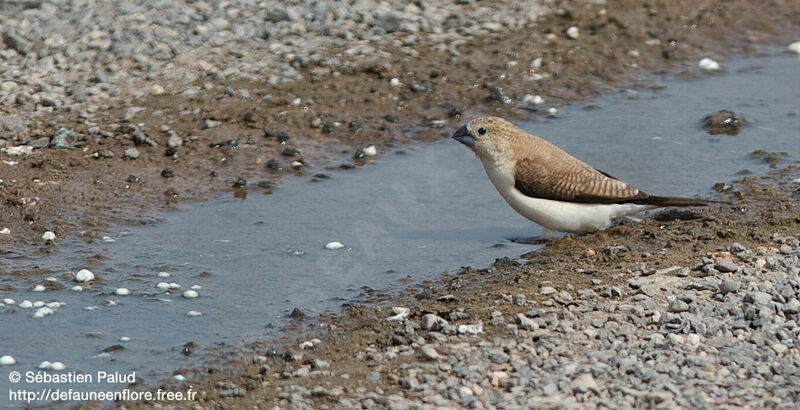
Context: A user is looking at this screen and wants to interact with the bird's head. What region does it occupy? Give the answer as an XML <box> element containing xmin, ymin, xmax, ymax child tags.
<box><xmin>452</xmin><ymin>117</ymin><xmax>519</xmax><ymax>162</ymax></box>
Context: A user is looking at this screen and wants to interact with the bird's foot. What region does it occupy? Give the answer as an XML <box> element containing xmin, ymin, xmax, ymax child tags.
<box><xmin>509</xmin><ymin>236</ymin><xmax>549</xmax><ymax>245</ymax></box>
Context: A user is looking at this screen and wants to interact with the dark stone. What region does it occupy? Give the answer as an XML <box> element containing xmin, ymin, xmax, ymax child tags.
<box><xmin>232</xmin><ymin>177</ymin><xmax>247</xmax><ymax>188</ymax></box>
<box><xmin>161</xmin><ymin>168</ymin><xmax>175</xmax><ymax>178</ymax></box>
<box><xmin>383</xmin><ymin>114</ymin><xmax>399</xmax><ymax>123</ymax></box>
<box><xmin>281</xmin><ymin>147</ymin><xmax>300</xmax><ymax>157</ymax></box>
<box><xmin>703</xmin><ymin>110</ymin><xmax>746</xmax><ymax>135</ymax></box>
<box><xmin>266</xmin><ymin>158</ymin><xmax>283</xmax><ymax>171</ymax></box>
<box><xmin>290</xmin><ymin>307</ymin><xmax>306</xmax><ymax>319</ymax></box>
<box><xmin>488</xmin><ymin>87</ymin><xmax>512</xmax><ymax>105</ymax></box>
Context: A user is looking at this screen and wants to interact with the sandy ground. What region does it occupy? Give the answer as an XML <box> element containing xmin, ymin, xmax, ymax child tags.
<box><xmin>1</xmin><ymin>0</ymin><xmax>798</xmax><ymax>407</ymax></box>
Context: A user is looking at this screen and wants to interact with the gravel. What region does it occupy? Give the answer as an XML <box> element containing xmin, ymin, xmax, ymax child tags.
<box><xmin>0</xmin><ymin>0</ymin><xmax>546</xmax><ymax>146</ymax></box>
<box><xmin>266</xmin><ymin>234</ymin><xmax>800</xmax><ymax>409</ymax></box>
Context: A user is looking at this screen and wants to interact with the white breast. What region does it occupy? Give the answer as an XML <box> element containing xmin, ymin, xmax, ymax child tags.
<box><xmin>482</xmin><ymin>160</ymin><xmax>653</xmax><ymax>234</ymax></box>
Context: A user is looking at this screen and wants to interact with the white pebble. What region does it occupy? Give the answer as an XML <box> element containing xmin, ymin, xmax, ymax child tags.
<box><xmin>151</xmin><ymin>84</ymin><xmax>165</xmax><ymax>95</ymax></box>
<box><xmin>300</xmin><ymin>341</ymin><xmax>314</xmax><ymax>349</ymax></box>
<box><xmin>156</xmin><ymin>282</ymin><xmax>171</xmax><ymax>291</ymax></box>
<box><xmin>291</xmin><ymin>97</ymin><xmax>301</xmax><ymax>106</ymax></box>
<box><xmin>174</xmin><ymin>374</ymin><xmax>186</xmax><ymax>382</ymax></box>
<box><xmin>362</xmin><ymin>145</ymin><xmax>377</xmax><ymax>156</ymax></box>
<box><xmin>186</xmin><ymin>310</ymin><xmax>202</xmax><ymax>317</ymax></box>
<box><xmin>191</xmin><ymin>285</ymin><xmax>202</xmax><ymax>290</ymax></box>
<box><xmin>120</xmin><ymin>337</ymin><xmax>131</xmax><ymax>342</ymax></box>
<box><xmin>565</xmin><ymin>26</ymin><xmax>580</xmax><ymax>39</ymax></box>
<box><xmin>115</xmin><ymin>288</ymin><xmax>130</xmax><ymax>296</ymax></box>
<box><xmin>102</xmin><ymin>236</ymin><xmax>116</xmax><ymax>242</ymax></box>
<box><xmin>33</xmin><ymin>301</ymin><xmax>45</xmax><ymax>308</ymax></box>
<box><xmin>386</xmin><ymin>307</ymin><xmax>410</xmax><ymax>321</ymax></box>
<box><xmin>547</xmin><ymin>107</ymin><xmax>558</xmax><ymax>116</ymax></box>
<box><xmin>71</xmin><ymin>286</ymin><xmax>83</xmax><ymax>292</ymax></box>
<box><xmin>46</xmin><ymin>302</ymin><xmax>61</xmax><ymax>308</ymax></box>
<box><xmin>3</xmin><ymin>298</ymin><xmax>15</xmax><ymax>305</ymax></box>
<box><xmin>291</xmin><ymin>160</ymin><xmax>303</xmax><ymax>169</ymax></box>
<box><xmin>389</xmin><ymin>77</ymin><xmax>401</xmax><ymax>86</ymax></box>
<box><xmin>74</xmin><ymin>269</ymin><xmax>95</xmax><ymax>282</ymax></box>
<box><xmin>45</xmin><ymin>277</ymin><xmax>58</xmax><ymax>282</ymax></box>
<box><xmin>0</xmin><ymin>228</ymin><xmax>10</xmax><ymax>234</ymax></box>
<box><xmin>0</xmin><ymin>355</ymin><xmax>16</xmax><ymax>366</ymax></box>
<box><xmin>32</xmin><ymin>285</ymin><xmax>46</xmax><ymax>292</ymax></box>
<box><xmin>182</xmin><ymin>290</ymin><xmax>198</xmax><ymax>298</ymax></box>
<box><xmin>523</xmin><ymin>94</ymin><xmax>545</xmax><ymax>105</ymax></box>
<box><xmin>48</xmin><ymin>362</ymin><xmax>66</xmax><ymax>371</ymax></box>
<box><xmin>18</xmin><ymin>300</ymin><xmax>33</xmax><ymax>308</ymax></box>
<box><xmin>698</xmin><ymin>57</ymin><xmax>720</xmax><ymax>71</ymax></box>
<box><xmin>33</xmin><ymin>307</ymin><xmax>54</xmax><ymax>318</ymax></box>
<box><xmin>38</xmin><ymin>361</ymin><xmax>51</xmax><ymax>369</ymax></box>
<box><xmin>788</xmin><ymin>41</ymin><xmax>800</xmax><ymax>55</ymax></box>
<box><xmin>169</xmin><ymin>282</ymin><xmax>181</xmax><ymax>289</ymax></box>
<box><xmin>42</xmin><ymin>231</ymin><xmax>56</xmax><ymax>241</ymax></box>
<box><xmin>325</xmin><ymin>241</ymin><xmax>345</xmax><ymax>250</ymax></box>
<box><xmin>157</xmin><ymin>271</ymin><xmax>171</xmax><ymax>278</ymax></box>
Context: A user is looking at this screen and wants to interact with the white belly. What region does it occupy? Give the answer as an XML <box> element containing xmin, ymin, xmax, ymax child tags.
<box><xmin>483</xmin><ymin>161</ymin><xmax>654</xmax><ymax>234</ymax></box>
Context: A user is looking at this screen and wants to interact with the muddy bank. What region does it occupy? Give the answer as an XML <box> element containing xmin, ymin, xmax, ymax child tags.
<box><xmin>2</xmin><ymin>0</ymin><xmax>799</xmax><ymax>258</ymax></box>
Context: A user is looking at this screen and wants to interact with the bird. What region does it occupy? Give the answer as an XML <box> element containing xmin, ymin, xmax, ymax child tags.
<box><xmin>452</xmin><ymin>116</ymin><xmax>710</xmax><ymax>242</ymax></box>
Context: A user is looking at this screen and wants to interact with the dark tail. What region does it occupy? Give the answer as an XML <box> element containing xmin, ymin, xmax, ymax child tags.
<box><xmin>639</xmin><ymin>196</ymin><xmax>712</xmax><ymax>207</ymax></box>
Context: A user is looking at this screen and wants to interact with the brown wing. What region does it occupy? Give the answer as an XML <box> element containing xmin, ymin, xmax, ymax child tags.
<box><xmin>513</xmin><ymin>157</ymin><xmax>650</xmax><ymax>204</ymax></box>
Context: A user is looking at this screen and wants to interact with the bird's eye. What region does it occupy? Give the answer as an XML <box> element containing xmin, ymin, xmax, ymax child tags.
<box><xmin>477</xmin><ymin>126</ymin><xmax>487</xmax><ymax>135</ymax></box>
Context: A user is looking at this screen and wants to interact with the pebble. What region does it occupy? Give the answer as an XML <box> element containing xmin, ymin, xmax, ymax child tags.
<box><xmin>325</xmin><ymin>241</ymin><xmax>345</xmax><ymax>250</ymax></box>
<box><xmin>48</xmin><ymin>362</ymin><xmax>66</xmax><ymax>371</ymax></box>
<box><xmin>186</xmin><ymin>311</ymin><xmax>202</xmax><ymax>317</ymax></box>
<box><xmin>389</xmin><ymin>78</ymin><xmax>401</xmax><ymax>86</ymax></box>
<box><xmin>362</xmin><ymin>145</ymin><xmax>377</xmax><ymax>156</ymax></box>
<box><xmin>3</xmin><ymin>298</ymin><xmax>15</xmax><ymax>305</ymax></box>
<box><xmin>18</xmin><ymin>300</ymin><xmax>33</xmax><ymax>308</ymax></box>
<box><xmin>42</xmin><ymin>231</ymin><xmax>56</xmax><ymax>241</ymax></box>
<box><xmin>120</xmin><ymin>337</ymin><xmax>131</xmax><ymax>342</ymax></box>
<box><xmin>123</xmin><ymin>148</ymin><xmax>141</xmax><ymax>159</ymax></box>
<box><xmin>719</xmin><ymin>280</ymin><xmax>741</xmax><ymax>295</ymax></box>
<box><xmin>157</xmin><ymin>271</ymin><xmax>171</xmax><ymax>278</ymax></box>
<box><xmin>565</xmin><ymin>26</ymin><xmax>580</xmax><ymax>39</ymax></box>
<box><xmin>698</xmin><ymin>58</ymin><xmax>721</xmax><ymax>71</ymax></box>
<box><xmin>420</xmin><ymin>345</ymin><xmax>440</xmax><ymax>360</ymax></box>
<box><xmin>0</xmin><ymin>228</ymin><xmax>10</xmax><ymax>235</ymax></box>
<box><xmin>386</xmin><ymin>307</ymin><xmax>410</xmax><ymax>321</ymax></box>
<box><xmin>714</xmin><ymin>257</ymin><xmax>739</xmax><ymax>272</ymax></box>
<box><xmin>32</xmin><ymin>285</ymin><xmax>46</xmax><ymax>292</ymax></box>
<box><xmin>788</xmin><ymin>41</ymin><xmax>800</xmax><ymax>55</ymax></box>
<box><xmin>0</xmin><ymin>356</ymin><xmax>15</xmax><ymax>366</ymax></box>
<box><xmin>74</xmin><ymin>269</ymin><xmax>95</xmax><ymax>282</ymax></box>
<box><xmin>115</xmin><ymin>288</ymin><xmax>130</xmax><ymax>296</ymax></box>
<box><xmin>183</xmin><ymin>290</ymin><xmax>199</xmax><ymax>298</ymax></box>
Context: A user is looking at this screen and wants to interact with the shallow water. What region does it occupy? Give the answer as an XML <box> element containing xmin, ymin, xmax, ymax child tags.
<box><xmin>1</xmin><ymin>53</ymin><xmax>798</xmax><ymax>406</ymax></box>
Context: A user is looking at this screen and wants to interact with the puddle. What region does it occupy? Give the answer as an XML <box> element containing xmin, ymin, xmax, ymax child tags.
<box><xmin>1</xmin><ymin>53</ymin><xmax>799</xmax><ymax>406</ymax></box>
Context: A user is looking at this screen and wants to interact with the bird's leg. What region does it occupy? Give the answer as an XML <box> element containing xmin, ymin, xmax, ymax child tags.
<box><xmin>509</xmin><ymin>228</ymin><xmax>555</xmax><ymax>245</ymax></box>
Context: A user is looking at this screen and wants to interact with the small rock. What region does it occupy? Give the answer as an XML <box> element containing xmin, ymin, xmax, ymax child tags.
<box><xmin>74</xmin><ymin>269</ymin><xmax>95</xmax><ymax>282</ymax></box>
<box><xmin>186</xmin><ymin>311</ymin><xmax>202</xmax><ymax>317</ymax></box>
<box><xmin>698</xmin><ymin>58</ymin><xmax>721</xmax><ymax>71</ymax></box>
<box><xmin>123</xmin><ymin>148</ymin><xmax>140</xmax><ymax>159</ymax></box>
<box><xmin>183</xmin><ymin>290</ymin><xmax>198</xmax><ymax>298</ymax></box>
<box><xmin>565</xmin><ymin>26</ymin><xmax>580</xmax><ymax>39</ymax></box>
<box><xmin>0</xmin><ymin>355</ymin><xmax>15</xmax><ymax>366</ymax></box>
<box><xmin>290</xmin><ymin>307</ymin><xmax>306</xmax><ymax>319</ymax></box>
<box><xmin>325</xmin><ymin>241</ymin><xmax>345</xmax><ymax>250</ymax></box>
<box><xmin>161</xmin><ymin>168</ymin><xmax>174</xmax><ymax>178</ymax></box>
<box><xmin>571</xmin><ymin>373</ymin><xmax>597</xmax><ymax>394</ymax></box>
<box><xmin>714</xmin><ymin>258</ymin><xmax>739</xmax><ymax>273</ymax></box>
<box><xmin>668</xmin><ymin>299</ymin><xmax>690</xmax><ymax>313</ymax></box>
<box><xmin>703</xmin><ymin>110</ymin><xmax>746</xmax><ymax>135</ymax></box>
<box><xmin>421</xmin><ymin>345</ymin><xmax>440</xmax><ymax>360</ymax></box>
<box><xmin>540</xmin><ymin>286</ymin><xmax>557</xmax><ymax>295</ymax></box>
<box><xmin>788</xmin><ymin>41</ymin><xmax>800</xmax><ymax>55</ymax></box>
<box><xmin>719</xmin><ymin>280</ymin><xmax>741</xmax><ymax>295</ymax></box>
<box><xmin>115</xmin><ymin>288</ymin><xmax>130</xmax><ymax>296</ymax></box>
<box><xmin>42</xmin><ymin>231</ymin><xmax>56</xmax><ymax>241</ymax></box>
<box><xmin>362</xmin><ymin>145</ymin><xmax>377</xmax><ymax>156</ymax></box>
